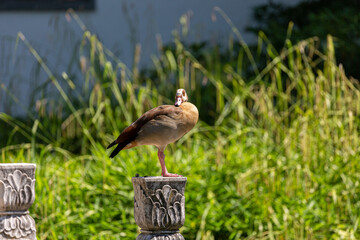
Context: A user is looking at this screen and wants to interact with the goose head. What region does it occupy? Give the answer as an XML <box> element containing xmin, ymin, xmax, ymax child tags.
<box><xmin>175</xmin><ymin>89</ymin><xmax>188</xmax><ymax>107</ymax></box>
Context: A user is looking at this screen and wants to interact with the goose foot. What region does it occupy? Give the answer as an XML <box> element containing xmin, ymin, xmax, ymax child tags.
<box><xmin>158</xmin><ymin>149</ymin><xmax>183</xmax><ymax>178</ymax></box>
<box><xmin>162</xmin><ymin>172</ymin><xmax>183</xmax><ymax>177</ymax></box>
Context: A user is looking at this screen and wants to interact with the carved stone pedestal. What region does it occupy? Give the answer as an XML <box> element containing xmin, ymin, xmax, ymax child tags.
<box><xmin>0</xmin><ymin>164</ymin><xmax>36</xmax><ymax>240</ymax></box>
<box><xmin>132</xmin><ymin>177</ymin><xmax>187</xmax><ymax>240</ymax></box>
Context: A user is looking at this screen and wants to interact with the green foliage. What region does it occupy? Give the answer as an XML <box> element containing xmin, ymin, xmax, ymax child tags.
<box><xmin>1</xmin><ymin>9</ymin><xmax>360</xmax><ymax>240</ymax></box>
<box><xmin>247</xmin><ymin>0</ymin><xmax>360</xmax><ymax>79</ymax></box>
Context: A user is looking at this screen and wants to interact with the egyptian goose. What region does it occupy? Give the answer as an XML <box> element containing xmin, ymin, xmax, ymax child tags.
<box><xmin>107</xmin><ymin>89</ymin><xmax>199</xmax><ymax>177</ymax></box>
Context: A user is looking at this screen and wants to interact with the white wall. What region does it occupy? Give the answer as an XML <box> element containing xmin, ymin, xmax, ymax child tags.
<box><xmin>0</xmin><ymin>0</ymin><xmax>301</xmax><ymax>115</ymax></box>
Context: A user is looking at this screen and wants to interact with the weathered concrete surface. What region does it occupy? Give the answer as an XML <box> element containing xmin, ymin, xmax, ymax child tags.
<box><xmin>132</xmin><ymin>176</ymin><xmax>187</xmax><ymax>240</ymax></box>
<box><xmin>0</xmin><ymin>163</ymin><xmax>36</xmax><ymax>240</ymax></box>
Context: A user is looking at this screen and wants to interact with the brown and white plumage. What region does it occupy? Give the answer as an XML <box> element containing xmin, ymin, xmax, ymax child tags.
<box><xmin>107</xmin><ymin>89</ymin><xmax>198</xmax><ymax>177</ymax></box>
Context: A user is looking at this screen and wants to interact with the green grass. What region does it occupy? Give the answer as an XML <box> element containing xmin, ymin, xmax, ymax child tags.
<box><xmin>1</xmin><ymin>9</ymin><xmax>360</xmax><ymax>239</ymax></box>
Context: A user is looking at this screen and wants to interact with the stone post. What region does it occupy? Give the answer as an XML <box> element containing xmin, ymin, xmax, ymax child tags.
<box><xmin>0</xmin><ymin>163</ymin><xmax>36</xmax><ymax>240</ymax></box>
<box><xmin>132</xmin><ymin>176</ymin><xmax>187</xmax><ymax>240</ymax></box>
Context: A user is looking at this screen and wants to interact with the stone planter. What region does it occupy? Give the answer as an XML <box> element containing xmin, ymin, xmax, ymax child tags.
<box><xmin>132</xmin><ymin>177</ymin><xmax>187</xmax><ymax>240</ymax></box>
<box><xmin>0</xmin><ymin>164</ymin><xmax>36</xmax><ymax>240</ymax></box>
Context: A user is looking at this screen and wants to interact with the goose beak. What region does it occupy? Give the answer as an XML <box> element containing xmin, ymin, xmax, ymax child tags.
<box><xmin>175</xmin><ymin>97</ymin><xmax>182</xmax><ymax>107</ymax></box>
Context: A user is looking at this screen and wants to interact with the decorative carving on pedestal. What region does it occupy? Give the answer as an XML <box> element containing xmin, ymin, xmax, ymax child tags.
<box><xmin>0</xmin><ymin>164</ymin><xmax>36</xmax><ymax>240</ymax></box>
<box><xmin>132</xmin><ymin>177</ymin><xmax>187</xmax><ymax>240</ymax></box>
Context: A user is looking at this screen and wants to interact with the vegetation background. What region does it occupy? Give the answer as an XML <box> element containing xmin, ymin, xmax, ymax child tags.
<box><xmin>1</xmin><ymin>0</ymin><xmax>360</xmax><ymax>239</ymax></box>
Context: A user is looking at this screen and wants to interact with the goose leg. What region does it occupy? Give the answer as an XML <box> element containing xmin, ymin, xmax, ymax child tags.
<box><xmin>157</xmin><ymin>149</ymin><xmax>182</xmax><ymax>177</ymax></box>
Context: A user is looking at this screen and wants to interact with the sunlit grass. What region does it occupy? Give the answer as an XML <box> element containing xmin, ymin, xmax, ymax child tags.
<box><xmin>1</xmin><ymin>9</ymin><xmax>359</xmax><ymax>240</ymax></box>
